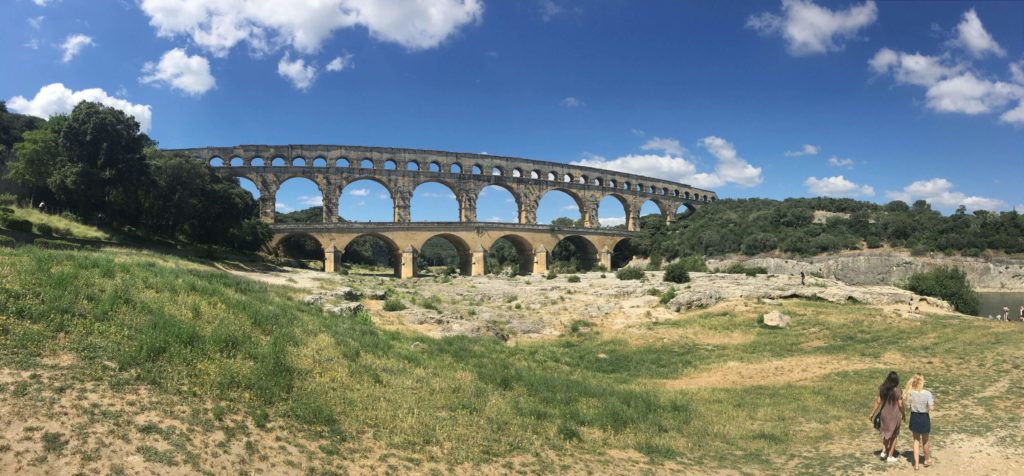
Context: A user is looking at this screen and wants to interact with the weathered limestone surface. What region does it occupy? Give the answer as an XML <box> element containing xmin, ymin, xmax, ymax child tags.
<box><xmin>708</xmin><ymin>251</ymin><xmax>1024</xmax><ymax>291</ymax></box>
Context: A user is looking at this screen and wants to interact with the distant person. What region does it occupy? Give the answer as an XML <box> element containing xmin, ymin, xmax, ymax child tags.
<box><xmin>800</xmin><ymin>271</ymin><xmax>805</xmax><ymax>286</ymax></box>
<box><xmin>868</xmin><ymin>371</ymin><xmax>904</xmax><ymax>463</ymax></box>
<box><xmin>905</xmin><ymin>374</ymin><xmax>934</xmax><ymax>470</ymax></box>
<box><xmin>37</xmin><ymin>201</ymin><xmax>45</xmax><ymax>212</ymax></box>
<box><xmin>1019</xmin><ymin>305</ymin><xmax>1023</xmax><ymax>322</ymax></box>
<box><xmin>1003</xmin><ymin>306</ymin><xmax>1010</xmax><ymax>322</ymax></box>
<box><xmin>908</xmin><ymin>297</ymin><xmax>914</xmax><ymax>313</ymax></box>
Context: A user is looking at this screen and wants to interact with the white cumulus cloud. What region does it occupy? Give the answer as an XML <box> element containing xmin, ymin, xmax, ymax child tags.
<box><xmin>887</xmin><ymin>178</ymin><xmax>1006</xmax><ymax>212</ymax></box>
<box><xmin>138</xmin><ymin>0</ymin><xmax>483</xmax><ymax>57</ymax></box>
<box><xmin>746</xmin><ymin>0</ymin><xmax>878</xmax><ymax>56</ymax></box>
<box><xmin>805</xmin><ymin>175</ymin><xmax>874</xmax><ymax>197</ymax></box>
<box><xmin>325</xmin><ymin>53</ymin><xmax>354</xmax><ymax>72</ymax></box>
<box><xmin>949</xmin><ymin>8</ymin><xmax>1005</xmax><ymax>58</ymax></box>
<box><xmin>8</xmin><ymin>83</ymin><xmax>153</xmax><ymax>132</ymax></box>
<box><xmin>349</xmin><ymin>188</ymin><xmax>369</xmax><ymax>197</ymax></box>
<box><xmin>571</xmin><ymin>154</ymin><xmax>697</xmax><ymax>184</ymax></box>
<box><xmin>599</xmin><ymin>217</ymin><xmax>626</xmax><ymax>227</ymax></box>
<box><xmin>868</xmin><ymin>48</ymin><xmax>961</xmax><ymax>87</ymax></box>
<box><xmin>60</xmin><ymin>34</ymin><xmax>93</xmax><ymax>63</ymax></box>
<box><xmin>925</xmin><ymin>73</ymin><xmax>1023</xmax><ymax>115</ymax></box>
<box><xmin>696</xmin><ymin>136</ymin><xmax>763</xmax><ymax>188</ymax></box>
<box><xmin>277</xmin><ymin>54</ymin><xmax>317</xmax><ymax>90</ymax></box>
<box><xmin>784</xmin><ymin>144</ymin><xmax>819</xmax><ymax>156</ymax></box>
<box><xmin>140</xmin><ymin>48</ymin><xmax>216</xmax><ymax>95</ymax></box>
<box><xmin>298</xmin><ymin>195</ymin><xmax>323</xmax><ymax>206</ymax></box>
<box><xmin>640</xmin><ymin>137</ymin><xmax>685</xmax><ymax>156</ymax></box>
<box><xmin>827</xmin><ymin>156</ymin><xmax>854</xmax><ymax>168</ymax></box>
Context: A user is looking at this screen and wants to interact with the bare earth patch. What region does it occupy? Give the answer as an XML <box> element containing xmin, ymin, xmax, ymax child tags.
<box><xmin>662</xmin><ymin>355</ymin><xmax>880</xmax><ymax>389</ymax></box>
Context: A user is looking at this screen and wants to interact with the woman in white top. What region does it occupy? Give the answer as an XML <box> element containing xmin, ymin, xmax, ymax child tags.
<box><xmin>905</xmin><ymin>374</ymin><xmax>934</xmax><ymax>470</ymax></box>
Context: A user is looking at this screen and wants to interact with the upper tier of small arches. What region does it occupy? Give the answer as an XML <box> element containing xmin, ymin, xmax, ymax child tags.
<box><xmin>167</xmin><ymin>145</ymin><xmax>718</xmax><ymax>202</ymax></box>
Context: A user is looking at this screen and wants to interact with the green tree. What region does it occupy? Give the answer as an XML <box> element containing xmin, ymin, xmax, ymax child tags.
<box><xmin>9</xmin><ymin>117</ymin><xmax>66</xmax><ymax>206</ymax></box>
<box><xmin>904</xmin><ymin>267</ymin><xmax>979</xmax><ymax>315</ymax></box>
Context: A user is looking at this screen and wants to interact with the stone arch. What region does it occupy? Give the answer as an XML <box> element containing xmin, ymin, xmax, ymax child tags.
<box><xmin>292</xmin><ymin>157</ymin><xmax>306</xmax><ymax>167</ymax></box>
<box><xmin>336</xmin><ymin>158</ymin><xmax>350</xmax><ymax>168</ymax></box>
<box><xmin>530</xmin><ymin>170</ymin><xmax>541</xmax><ymax>179</ymax></box>
<box><xmin>251</xmin><ymin>157</ymin><xmax>266</xmax><ymax>167</ymax></box>
<box><xmin>611</xmin><ymin>237</ymin><xmax>638</xmax><ymax>270</ymax></box>
<box><xmin>476</xmin><ymin>184</ymin><xmax>521</xmax><ymax>223</ymax></box>
<box><xmin>538</xmin><ymin>188</ymin><xmax>584</xmax><ymax>225</ymax></box>
<box><xmin>209</xmin><ymin>156</ymin><xmax>225</xmax><ymax>167</ymax></box>
<box><xmin>450</xmin><ymin>163</ymin><xmax>463</xmax><ymax>173</ymax></box>
<box><xmin>340</xmin><ymin>178</ymin><xmax>394</xmax><ymax>222</ymax></box>
<box><xmin>274</xmin><ymin>232</ymin><xmax>326</xmax><ymax>265</ymax></box>
<box><xmin>577</xmin><ymin>175</ymin><xmax>587</xmax><ymax>185</ymax></box>
<box><xmin>359</xmin><ymin>159</ymin><xmax>374</xmax><ymax>169</ymax></box>
<box><xmin>272</xmin><ymin>157</ymin><xmax>287</xmax><ymax>167</ymax></box>
<box><xmin>471</xmin><ymin>164</ymin><xmax>483</xmax><ymax>174</ymax></box>
<box><xmin>512</xmin><ymin>168</ymin><xmax>522</xmax><ymax>178</ymax></box>
<box><xmin>592</xmin><ymin>177</ymin><xmax>603</xmax><ymax>186</ymax></box>
<box><xmin>411</xmin><ymin>180</ymin><xmax>459</xmax><ymax>221</ymax></box>
<box><xmin>312</xmin><ymin>157</ymin><xmax>328</xmax><ymax>167</ymax></box>
<box><xmin>598</xmin><ymin>194</ymin><xmax>629</xmax><ymax>229</ymax></box>
<box><xmin>429</xmin><ymin>161</ymin><xmax>441</xmax><ymax>172</ymax></box>
<box><xmin>551</xmin><ymin>235</ymin><xmax>599</xmax><ymax>272</ymax></box>
<box><xmin>234</xmin><ymin>176</ymin><xmax>260</xmax><ymax>200</ymax></box>
<box><xmin>275</xmin><ymin>177</ymin><xmax>324</xmax><ymax>222</ymax></box>
<box><xmin>229</xmin><ymin>156</ymin><xmax>244</xmax><ymax>167</ymax></box>
<box><xmin>418</xmin><ymin>233</ymin><xmax>473</xmax><ymax>276</ymax></box>
<box><xmin>562</xmin><ymin>173</ymin><xmax>573</xmax><ymax>183</ymax></box>
<box><xmin>547</xmin><ymin>171</ymin><xmax>557</xmax><ymax>181</ymax></box>
<box><xmin>383</xmin><ymin>159</ymin><xmax>397</xmax><ymax>170</ymax></box>
<box><xmin>407</xmin><ymin>160</ymin><xmax>420</xmax><ymax>171</ymax></box>
<box><xmin>637</xmin><ymin>198</ymin><xmax>666</xmax><ymax>228</ymax></box>
<box><xmin>608</xmin><ymin>179</ymin><xmax>617</xmax><ymax>189</ymax></box>
<box><xmin>338</xmin><ymin>233</ymin><xmax>401</xmax><ymax>277</ymax></box>
<box><xmin>485</xmin><ymin>234</ymin><xmax>535</xmax><ymax>275</ymax></box>
<box><xmin>491</xmin><ymin>166</ymin><xmax>503</xmax><ymax>176</ymax></box>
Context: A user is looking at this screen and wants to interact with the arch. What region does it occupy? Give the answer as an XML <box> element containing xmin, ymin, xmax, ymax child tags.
<box><xmin>360</xmin><ymin>159</ymin><xmax>374</xmax><ymax>169</ymax></box>
<box><xmin>622</xmin><ymin>182</ymin><xmax>630</xmax><ymax>190</ymax></box>
<box><xmin>476</xmin><ymin>184</ymin><xmax>520</xmax><ymax>223</ymax></box>
<box><xmin>429</xmin><ymin>162</ymin><xmax>441</xmax><ymax>172</ymax></box>
<box><xmin>676</xmin><ymin>202</ymin><xmax>698</xmax><ymax>220</ymax></box>
<box><xmin>512</xmin><ymin>168</ymin><xmax>522</xmax><ymax>178</ymax></box>
<box><xmin>251</xmin><ymin>157</ymin><xmax>266</xmax><ymax>167</ymax></box>
<box><xmin>275</xmin><ymin>233</ymin><xmax>325</xmax><ymax>265</ymax></box>
<box><xmin>486</xmin><ymin>234</ymin><xmax>534</xmax><ymax>275</ymax></box>
<box><xmin>661</xmin><ymin>187</ymin><xmax>669</xmax><ymax>196</ymax></box>
<box><xmin>450</xmin><ymin>163</ymin><xmax>463</xmax><ymax>173</ymax></box>
<box><xmin>611</xmin><ymin>238</ymin><xmax>638</xmax><ymax>270</ymax></box>
<box><xmin>562</xmin><ymin>173</ymin><xmax>572</xmax><ymax>183</ymax></box>
<box><xmin>634</xmin><ymin>184</ymin><xmax>643</xmax><ymax>192</ymax></box>
<box><xmin>340</xmin><ymin>179</ymin><xmax>393</xmax><ymax>222</ymax></box>
<box><xmin>598</xmin><ymin>195</ymin><xmax>628</xmax><ymax>229</ymax></box>
<box><xmin>235</xmin><ymin>177</ymin><xmax>260</xmax><ymax>200</ymax></box>
<box><xmin>292</xmin><ymin>157</ymin><xmax>306</xmax><ymax>167</ymax></box>
<box><xmin>673</xmin><ymin>189</ymin><xmax>680</xmax><ymax>197</ymax></box>
<box><xmin>209</xmin><ymin>157</ymin><xmax>224</xmax><ymax>167</ymax></box>
<box><xmin>411</xmin><ymin>181</ymin><xmax>458</xmax><ymax>221</ymax></box>
<box><xmin>275</xmin><ymin>177</ymin><xmax>324</xmax><ymax>222</ymax></box>
<box><xmin>639</xmin><ymin>198</ymin><xmax>664</xmax><ymax>219</ymax></box>
<box><xmin>551</xmin><ymin>235</ymin><xmax>599</xmax><ymax>272</ymax></box>
<box><xmin>230</xmin><ymin>157</ymin><xmax>244</xmax><ymax>167</ymax></box>
<box><xmin>547</xmin><ymin>172</ymin><xmax>557</xmax><ymax>181</ymax></box>
<box><xmin>339</xmin><ymin>233</ymin><xmax>400</xmax><ymax>277</ymax></box>
<box><xmin>530</xmin><ymin>170</ymin><xmax>541</xmax><ymax>179</ymax></box>
<box><xmin>491</xmin><ymin>166</ymin><xmax>502</xmax><ymax>176</ymax></box>
<box><xmin>383</xmin><ymin>159</ymin><xmax>397</xmax><ymax>170</ymax></box>
<box><xmin>537</xmin><ymin>189</ymin><xmax>583</xmax><ymax>225</ymax></box>
<box><xmin>608</xmin><ymin>179</ymin><xmax>617</xmax><ymax>189</ymax></box>
<box><xmin>417</xmin><ymin>234</ymin><xmax>472</xmax><ymax>276</ymax></box>
<box><xmin>272</xmin><ymin>157</ymin><xmax>287</xmax><ymax>167</ymax></box>
<box><xmin>336</xmin><ymin>158</ymin><xmax>350</xmax><ymax>168</ymax></box>
<box><xmin>312</xmin><ymin>157</ymin><xmax>327</xmax><ymax>167</ymax></box>
<box><xmin>684</xmin><ymin>191</ymin><xmax>691</xmax><ymax>200</ymax></box>
<box><xmin>471</xmin><ymin>164</ymin><xmax>483</xmax><ymax>174</ymax></box>
<box><xmin>407</xmin><ymin>161</ymin><xmax>420</xmax><ymax>171</ymax></box>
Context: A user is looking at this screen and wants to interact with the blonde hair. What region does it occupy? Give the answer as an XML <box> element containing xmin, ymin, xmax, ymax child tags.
<box><xmin>906</xmin><ymin>374</ymin><xmax>925</xmax><ymax>393</ymax></box>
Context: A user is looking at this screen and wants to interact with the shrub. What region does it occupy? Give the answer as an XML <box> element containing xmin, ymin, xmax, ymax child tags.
<box><xmin>646</xmin><ymin>255</ymin><xmax>663</xmax><ymax>271</ymax></box>
<box><xmin>545</xmin><ymin>269</ymin><xmax>558</xmax><ymax>280</ymax></box>
<box><xmin>383</xmin><ymin>298</ymin><xmax>406</xmax><ymax>312</ymax></box>
<box><xmin>616</xmin><ymin>267</ymin><xmax>645</xmax><ymax>280</ymax></box>
<box><xmin>910</xmin><ymin>245</ymin><xmax>930</xmax><ymax>257</ymax></box>
<box><xmin>721</xmin><ymin>263</ymin><xmax>767</xmax><ymax>277</ymax></box>
<box><xmin>4</xmin><ymin>218</ymin><xmax>33</xmax><ymax>233</ymax></box>
<box><xmin>34</xmin><ymin>223</ymin><xmax>53</xmax><ymax>236</ymax></box>
<box><xmin>0</xmin><ymin>235</ymin><xmax>15</xmax><ymax>247</ymax></box>
<box><xmin>671</xmin><ymin>256</ymin><xmax>708</xmax><ymax>272</ymax></box>
<box><xmin>904</xmin><ymin>266</ymin><xmax>979</xmax><ymax>315</ymax></box>
<box><xmin>566</xmin><ymin>275</ymin><xmax>581</xmax><ymax>283</ymax></box>
<box><xmin>663</xmin><ymin>262</ymin><xmax>691</xmax><ymax>284</ymax></box>
<box><xmin>0</xmin><ymin>194</ymin><xmax>15</xmax><ymax>206</ymax></box>
<box><xmin>962</xmin><ymin>248</ymin><xmax>982</xmax><ymax>257</ymax></box>
<box><xmin>659</xmin><ymin>287</ymin><xmax>677</xmax><ymax>305</ymax></box>
<box><xmin>33</xmin><ymin>238</ymin><xmax>82</xmax><ymax>250</ymax></box>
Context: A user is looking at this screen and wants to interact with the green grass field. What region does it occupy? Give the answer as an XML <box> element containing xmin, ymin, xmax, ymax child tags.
<box><xmin>1</xmin><ymin>246</ymin><xmax>1021</xmax><ymax>473</ymax></box>
<box><xmin>5</xmin><ymin>207</ymin><xmax>111</xmax><ymax>241</ymax></box>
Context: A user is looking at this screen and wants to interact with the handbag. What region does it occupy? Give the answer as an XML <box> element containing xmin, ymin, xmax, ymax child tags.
<box><xmin>873</xmin><ymin>398</ymin><xmax>885</xmax><ymax>430</ymax></box>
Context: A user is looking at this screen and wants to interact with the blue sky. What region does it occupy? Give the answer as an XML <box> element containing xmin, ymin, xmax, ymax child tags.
<box><xmin>3</xmin><ymin>0</ymin><xmax>1022</xmax><ymax>224</ymax></box>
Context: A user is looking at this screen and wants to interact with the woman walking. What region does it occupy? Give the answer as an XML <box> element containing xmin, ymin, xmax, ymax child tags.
<box><xmin>906</xmin><ymin>374</ymin><xmax>934</xmax><ymax>470</ymax></box>
<box><xmin>868</xmin><ymin>371</ymin><xmax>904</xmax><ymax>463</ymax></box>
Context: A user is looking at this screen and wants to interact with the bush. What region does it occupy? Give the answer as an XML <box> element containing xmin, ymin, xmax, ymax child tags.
<box><xmin>0</xmin><ymin>235</ymin><xmax>15</xmax><ymax>247</ymax></box>
<box><xmin>671</xmin><ymin>256</ymin><xmax>708</xmax><ymax>272</ymax></box>
<box><xmin>383</xmin><ymin>298</ymin><xmax>406</xmax><ymax>312</ymax></box>
<box><xmin>0</xmin><ymin>194</ymin><xmax>15</xmax><ymax>206</ymax></box>
<box><xmin>721</xmin><ymin>263</ymin><xmax>767</xmax><ymax>277</ymax></box>
<box><xmin>4</xmin><ymin>218</ymin><xmax>33</xmax><ymax>233</ymax></box>
<box><xmin>663</xmin><ymin>262</ymin><xmax>691</xmax><ymax>284</ymax></box>
<box><xmin>646</xmin><ymin>255</ymin><xmax>663</xmax><ymax>271</ymax></box>
<box><xmin>34</xmin><ymin>223</ymin><xmax>53</xmax><ymax>235</ymax></box>
<box><xmin>904</xmin><ymin>266</ymin><xmax>979</xmax><ymax>315</ymax></box>
<box><xmin>659</xmin><ymin>287</ymin><xmax>677</xmax><ymax>305</ymax></box>
<box><xmin>616</xmin><ymin>267</ymin><xmax>645</xmax><ymax>281</ymax></box>
<box><xmin>545</xmin><ymin>269</ymin><xmax>558</xmax><ymax>280</ymax></box>
<box><xmin>566</xmin><ymin>275</ymin><xmax>581</xmax><ymax>283</ymax></box>
<box><xmin>33</xmin><ymin>238</ymin><xmax>82</xmax><ymax>250</ymax></box>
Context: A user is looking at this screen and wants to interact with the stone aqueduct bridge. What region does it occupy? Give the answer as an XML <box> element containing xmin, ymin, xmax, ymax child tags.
<box><xmin>169</xmin><ymin>145</ymin><xmax>718</xmax><ymax>278</ymax></box>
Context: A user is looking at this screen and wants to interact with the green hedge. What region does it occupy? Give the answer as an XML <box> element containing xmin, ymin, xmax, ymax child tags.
<box><xmin>615</xmin><ymin>267</ymin><xmax>645</xmax><ymax>281</ymax></box>
<box><xmin>904</xmin><ymin>266</ymin><xmax>979</xmax><ymax>315</ymax></box>
<box><xmin>663</xmin><ymin>262</ymin><xmax>691</xmax><ymax>284</ymax></box>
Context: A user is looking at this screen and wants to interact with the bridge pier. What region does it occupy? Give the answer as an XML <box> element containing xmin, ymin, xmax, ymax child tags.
<box><xmin>400</xmin><ymin>246</ymin><xmax>416</xmax><ymax>279</ymax></box>
<box><xmin>600</xmin><ymin>247</ymin><xmax>612</xmax><ymax>271</ymax></box>
<box><xmin>471</xmin><ymin>245</ymin><xmax>486</xmax><ymax>276</ymax></box>
<box><xmin>533</xmin><ymin>245</ymin><xmax>548</xmax><ymax>275</ymax></box>
<box><xmin>324</xmin><ymin>245</ymin><xmax>337</xmax><ymax>273</ymax></box>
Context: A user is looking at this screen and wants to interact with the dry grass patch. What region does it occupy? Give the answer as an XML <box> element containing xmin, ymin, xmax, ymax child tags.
<box><xmin>661</xmin><ymin>355</ymin><xmax>881</xmax><ymax>389</ymax></box>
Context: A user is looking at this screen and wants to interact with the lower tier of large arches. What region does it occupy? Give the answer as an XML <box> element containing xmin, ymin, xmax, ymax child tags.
<box><xmin>268</xmin><ymin>227</ymin><xmax>636</xmax><ymax>278</ymax></box>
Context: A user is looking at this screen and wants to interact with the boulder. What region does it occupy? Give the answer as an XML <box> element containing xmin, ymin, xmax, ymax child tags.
<box><xmin>410</xmin><ymin>341</ymin><xmax>427</xmax><ymax>351</ymax></box>
<box><xmin>302</xmin><ymin>294</ymin><xmax>325</xmax><ymax>306</ymax></box>
<box><xmin>668</xmin><ymin>289</ymin><xmax>722</xmax><ymax>311</ymax></box>
<box><xmin>366</xmin><ymin>290</ymin><xmax>389</xmax><ymax>300</ymax></box>
<box><xmin>762</xmin><ymin>311</ymin><xmax>790</xmax><ymax>328</ymax></box>
<box><xmin>327</xmin><ymin>287</ymin><xmax>362</xmax><ymax>301</ymax></box>
<box><xmin>326</xmin><ymin>302</ymin><xmax>364</xmax><ymax>316</ymax></box>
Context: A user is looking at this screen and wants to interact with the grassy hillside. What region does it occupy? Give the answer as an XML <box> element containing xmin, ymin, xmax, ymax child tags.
<box><xmin>3</xmin><ymin>206</ymin><xmax>110</xmax><ymax>241</ymax></box>
<box><xmin>1</xmin><ymin>246</ymin><xmax>1022</xmax><ymax>473</ymax></box>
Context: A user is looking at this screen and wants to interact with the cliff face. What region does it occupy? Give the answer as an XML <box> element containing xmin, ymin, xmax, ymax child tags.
<box><xmin>708</xmin><ymin>251</ymin><xmax>1024</xmax><ymax>291</ymax></box>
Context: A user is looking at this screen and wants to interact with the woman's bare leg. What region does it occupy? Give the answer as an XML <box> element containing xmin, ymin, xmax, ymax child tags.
<box><xmin>913</xmin><ymin>433</ymin><xmax>921</xmax><ymax>469</ymax></box>
<box><xmin>921</xmin><ymin>434</ymin><xmax>930</xmax><ymax>466</ymax></box>
<box><xmin>886</xmin><ymin>432</ymin><xmax>899</xmax><ymax>459</ymax></box>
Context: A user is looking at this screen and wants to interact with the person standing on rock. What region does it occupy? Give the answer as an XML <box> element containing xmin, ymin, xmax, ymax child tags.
<box><xmin>800</xmin><ymin>271</ymin><xmax>805</xmax><ymax>286</ymax></box>
<box><xmin>905</xmin><ymin>374</ymin><xmax>934</xmax><ymax>470</ymax></box>
<box><xmin>868</xmin><ymin>371</ymin><xmax>904</xmax><ymax>464</ymax></box>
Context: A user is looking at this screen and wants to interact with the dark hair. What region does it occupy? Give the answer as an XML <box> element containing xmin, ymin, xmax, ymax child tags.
<box><xmin>879</xmin><ymin>371</ymin><xmax>900</xmax><ymax>404</ymax></box>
